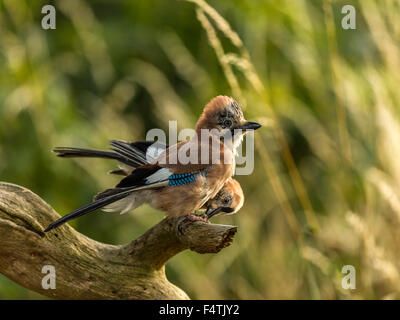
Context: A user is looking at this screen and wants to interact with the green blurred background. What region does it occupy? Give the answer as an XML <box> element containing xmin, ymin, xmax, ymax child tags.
<box><xmin>1</xmin><ymin>0</ymin><xmax>400</xmax><ymax>299</ymax></box>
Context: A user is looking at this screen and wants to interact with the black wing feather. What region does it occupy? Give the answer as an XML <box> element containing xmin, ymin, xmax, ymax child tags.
<box><xmin>53</xmin><ymin>147</ymin><xmax>140</xmax><ymax>168</ymax></box>
<box><xmin>116</xmin><ymin>166</ymin><xmax>161</xmax><ymax>188</ymax></box>
<box><xmin>44</xmin><ymin>190</ymin><xmax>134</xmax><ymax>232</ymax></box>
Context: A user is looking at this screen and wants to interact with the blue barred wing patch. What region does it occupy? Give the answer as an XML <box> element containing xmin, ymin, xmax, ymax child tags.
<box><xmin>168</xmin><ymin>170</ymin><xmax>207</xmax><ymax>187</ymax></box>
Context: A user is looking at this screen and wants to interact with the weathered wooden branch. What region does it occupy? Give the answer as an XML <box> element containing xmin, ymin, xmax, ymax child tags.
<box><xmin>0</xmin><ymin>182</ymin><xmax>237</xmax><ymax>299</ymax></box>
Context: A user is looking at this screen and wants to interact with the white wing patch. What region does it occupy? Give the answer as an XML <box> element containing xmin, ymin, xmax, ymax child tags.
<box><xmin>146</xmin><ymin>168</ymin><xmax>173</xmax><ymax>183</ymax></box>
<box><xmin>146</xmin><ymin>142</ymin><xmax>167</xmax><ymax>162</ymax></box>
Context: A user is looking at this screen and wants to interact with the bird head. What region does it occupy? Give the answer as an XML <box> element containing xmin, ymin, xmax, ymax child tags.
<box><xmin>196</xmin><ymin>96</ymin><xmax>261</xmax><ymax>138</ymax></box>
<box><xmin>205</xmin><ymin>178</ymin><xmax>244</xmax><ymax>219</ymax></box>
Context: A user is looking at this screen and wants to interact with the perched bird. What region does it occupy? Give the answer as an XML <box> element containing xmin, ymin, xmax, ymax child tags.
<box><xmin>204</xmin><ymin>177</ymin><xmax>244</xmax><ymax>219</ymax></box>
<box><xmin>45</xmin><ymin>96</ymin><xmax>260</xmax><ymax>232</ymax></box>
<box><xmin>55</xmin><ymin>142</ymin><xmax>245</xmax><ymax>219</ymax></box>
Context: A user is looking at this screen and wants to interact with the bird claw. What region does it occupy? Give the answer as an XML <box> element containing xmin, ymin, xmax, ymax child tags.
<box><xmin>186</xmin><ymin>213</ymin><xmax>208</xmax><ymax>222</ymax></box>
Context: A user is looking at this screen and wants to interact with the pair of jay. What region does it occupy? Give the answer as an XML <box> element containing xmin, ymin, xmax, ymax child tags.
<box><xmin>45</xmin><ymin>96</ymin><xmax>261</xmax><ymax>232</ymax></box>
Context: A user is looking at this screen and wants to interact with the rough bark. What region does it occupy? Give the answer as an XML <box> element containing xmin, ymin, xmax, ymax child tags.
<box><xmin>0</xmin><ymin>182</ymin><xmax>237</xmax><ymax>299</ymax></box>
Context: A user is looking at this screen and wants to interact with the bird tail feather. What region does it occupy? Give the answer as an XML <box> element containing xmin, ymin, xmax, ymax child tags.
<box><xmin>53</xmin><ymin>146</ymin><xmax>145</xmax><ymax>168</ymax></box>
<box><xmin>44</xmin><ymin>181</ymin><xmax>167</xmax><ymax>232</ymax></box>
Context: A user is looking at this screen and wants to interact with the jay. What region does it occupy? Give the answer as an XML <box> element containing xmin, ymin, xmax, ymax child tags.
<box><xmin>204</xmin><ymin>177</ymin><xmax>244</xmax><ymax>219</ymax></box>
<box><xmin>45</xmin><ymin>96</ymin><xmax>260</xmax><ymax>232</ymax></box>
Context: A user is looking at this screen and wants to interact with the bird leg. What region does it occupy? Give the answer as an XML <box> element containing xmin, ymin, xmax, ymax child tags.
<box><xmin>178</xmin><ymin>214</ymin><xmax>209</xmax><ymax>235</ymax></box>
<box><xmin>186</xmin><ymin>213</ymin><xmax>208</xmax><ymax>222</ymax></box>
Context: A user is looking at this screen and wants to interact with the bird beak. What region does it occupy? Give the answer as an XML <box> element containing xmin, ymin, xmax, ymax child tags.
<box><xmin>234</xmin><ymin>121</ymin><xmax>262</xmax><ymax>131</ymax></box>
<box><xmin>222</xmin><ymin>207</ymin><xmax>234</xmax><ymax>213</ymax></box>
<box><xmin>206</xmin><ymin>206</ymin><xmax>223</xmax><ymax>219</ymax></box>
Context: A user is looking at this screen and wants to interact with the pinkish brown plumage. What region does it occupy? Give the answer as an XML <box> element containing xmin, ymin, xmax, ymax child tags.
<box><xmin>45</xmin><ymin>96</ymin><xmax>260</xmax><ymax>232</ymax></box>
<box><xmin>204</xmin><ymin>178</ymin><xmax>244</xmax><ymax>219</ymax></box>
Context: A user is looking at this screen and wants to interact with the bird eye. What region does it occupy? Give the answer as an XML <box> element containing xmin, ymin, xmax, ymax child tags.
<box><xmin>222</xmin><ymin>198</ymin><xmax>230</xmax><ymax>205</ymax></box>
<box><xmin>223</xmin><ymin>119</ymin><xmax>232</xmax><ymax>128</ymax></box>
